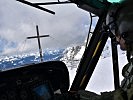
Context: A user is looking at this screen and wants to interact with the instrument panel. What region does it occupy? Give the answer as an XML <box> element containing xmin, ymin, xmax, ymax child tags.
<box><xmin>0</xmin><ymin>61</ymin><xmax>69</xmax><ymax>100</ymax></box>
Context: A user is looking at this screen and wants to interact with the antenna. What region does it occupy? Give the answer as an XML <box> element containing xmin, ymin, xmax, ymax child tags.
<box><xmin>16</xmin><ymin>0</ymin><xmax>72</xmax><ymax>15</ymax></box>
<box><xmin>16</xmin><ymin>0</ymin><xmax>55</xmax><ymax>15</ymax></box>
<box><xmin>27</xmin><ymin>25</ymin><xmax>50</xmax><ymax>62</ymax></box>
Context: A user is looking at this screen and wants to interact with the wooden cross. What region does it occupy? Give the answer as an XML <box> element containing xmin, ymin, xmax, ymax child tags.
<box><xmin>27</xmin><ymin>25</ymin><xmax>49</xmax><ymax>62</ymax></box>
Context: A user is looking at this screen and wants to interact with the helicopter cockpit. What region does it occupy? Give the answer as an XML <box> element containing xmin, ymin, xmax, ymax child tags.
<box><xmin>0</xmin><ymin>0</ymin><xmax>127</xmax><ymax>100</ymax></box>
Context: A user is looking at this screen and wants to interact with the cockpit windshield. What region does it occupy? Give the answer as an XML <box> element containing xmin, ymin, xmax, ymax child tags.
<box><xmin>0</xmin><ymin>0</ymin><xmax>127</xmax><ymax>95</ymax></box>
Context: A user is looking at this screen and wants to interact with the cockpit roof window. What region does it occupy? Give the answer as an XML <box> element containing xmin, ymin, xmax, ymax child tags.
<box><xmin>107</xmin><ymin>0</ymin><xmax>123</xmax><ymax>3</ymax></box>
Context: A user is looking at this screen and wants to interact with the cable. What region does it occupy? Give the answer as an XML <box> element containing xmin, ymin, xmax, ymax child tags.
<box><xmin>21</xmin><ymin>39</ymin><xmax>27</xmax><ymax>52</ymax></box>
<box><xmin>85</xmin><ymin>12</ymin><xmax>93</xmax><ymax>49</ymax></box>
<box><xmin>16</xmin><ymin>38</ymin><xmax>27</xmax><ymax>55</ymax></box>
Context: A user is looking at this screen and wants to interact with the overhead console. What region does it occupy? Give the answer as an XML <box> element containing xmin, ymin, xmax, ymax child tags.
<box><xmin>0</xmin><ymin>61</ymin><xmax>69</xmax><ymax>100</ymax></box>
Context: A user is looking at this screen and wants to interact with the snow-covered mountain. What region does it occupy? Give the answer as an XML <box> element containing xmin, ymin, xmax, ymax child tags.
<box><xmin>61</xmin><ymin>39</ymin><xmax>126</xmax><ymax>69</ymax></box>
<box><xmin>0</xmin><ymin>39</ymin><xmax>126</xmax><ymax>71</ymax></box>
<box><xmin>61</xmin><ymin>45</ymin><xmax>85</xmax><ymax>69</ymax></box>
<box><xmin>0</xmin><ymin>49</ymin><xmax>64</xmax><ymax>70</ymax></box>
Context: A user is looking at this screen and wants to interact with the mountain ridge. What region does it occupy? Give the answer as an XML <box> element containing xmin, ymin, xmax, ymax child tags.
<box><xmin>0</xmin><ymin>41</ymin><xmax>126</xmax><ymax>71</ymax></box>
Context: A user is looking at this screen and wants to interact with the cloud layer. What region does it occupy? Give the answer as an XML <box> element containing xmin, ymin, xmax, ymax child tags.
<box><xmin>0</xmin><ymin>0</ymin><xmax>92</xmax><ymax>56</ymax></box>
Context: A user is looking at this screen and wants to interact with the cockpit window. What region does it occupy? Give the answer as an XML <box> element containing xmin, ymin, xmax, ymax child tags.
<box><xmin>1</xmin><ymin>0</ymin><xmax>99</xmax><ymax>71</ymax></box>
<box><xmin>107</xmin><ymin>0</ymin><xmax>123</xmax><ymax>3</ymax></box>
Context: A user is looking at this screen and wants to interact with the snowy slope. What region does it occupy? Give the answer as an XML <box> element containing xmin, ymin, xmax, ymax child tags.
<box><xmin>68</xmin><ymin>53</ymin><xmax>127</xmax><ymax>94</ymax></box>
<box><xmin>86</xmin><ymin>54</ymin><xmax>127</xmax><ymax>94</ymax></box>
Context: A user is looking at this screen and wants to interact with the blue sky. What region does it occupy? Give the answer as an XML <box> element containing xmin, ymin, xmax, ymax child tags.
<box><xmin>0</xmin><ymin>0</ymin><xmax>94</xmax><ymax>56</ymax></box>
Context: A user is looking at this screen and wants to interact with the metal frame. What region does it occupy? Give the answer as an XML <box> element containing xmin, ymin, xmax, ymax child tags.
<box><xmin>70</xmin><ymin>13</ymin><xmax>110</xmax><ymax>91</ymax></box>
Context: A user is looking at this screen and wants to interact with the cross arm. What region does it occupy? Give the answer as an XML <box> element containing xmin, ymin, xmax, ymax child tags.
<box><xmin>27</xmin><ymin>35</ymin><xmax>50</xmax><ymax>39</ymax></box>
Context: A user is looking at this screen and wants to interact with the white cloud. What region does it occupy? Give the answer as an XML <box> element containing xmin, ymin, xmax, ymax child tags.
<box><xmin>0</xmin><ymin>0</ymin><xmax>95</xmax><ymax>56</ymax></box>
